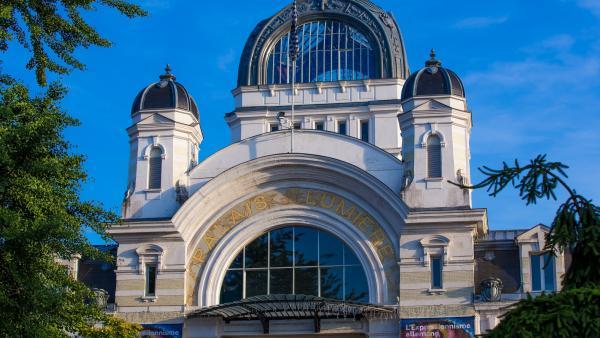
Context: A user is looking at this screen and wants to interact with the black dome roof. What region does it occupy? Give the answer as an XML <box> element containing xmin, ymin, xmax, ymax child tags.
<box><xmin>401</xmin><ymin>50</ymin><xmax>465</xmax><ymax>101</ymax></box>
<box><xmin>131</xmin><ymin>65</ymin><xmax>199</xmax><ymax>118</ymax></box>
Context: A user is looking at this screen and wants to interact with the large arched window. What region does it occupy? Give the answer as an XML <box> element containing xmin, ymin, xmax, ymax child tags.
<box><xmin>148</xmin><ymin>147</ymin><xmax>163</xmax><ymax>189</ymax></box>
<box><xmin>220</xmin><ymin>226</ymin><xmax>368</xmax><ymax>303</ymax></box>
<box><xmin>427</xmin><ymin>135</ymin><xmax>442</xmax><ymax>178</ymax></box>
<box><xmin>265</xmin><ymin>20</ymin><xmax>377</xmax><ymax>84</ymax></box>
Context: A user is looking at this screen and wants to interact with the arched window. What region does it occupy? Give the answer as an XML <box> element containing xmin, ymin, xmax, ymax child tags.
<box><xmin>427</xmin><ymin>135</ymin><xmax>442</xmax><ymax>178</ymax></box>
<box><xmin>220</xmin><ymin>226</ymin><xmax>368</xmax><ymax>303</ymax></box>
<box><xmin>148</xmin><ymin>147</ymin><xmax>162</xmax><ymax>189</ymax></box>
<box><xmin>265</xmin><ymin>20</ymin><xmax>377</xmax><ymax>84</ymax></box>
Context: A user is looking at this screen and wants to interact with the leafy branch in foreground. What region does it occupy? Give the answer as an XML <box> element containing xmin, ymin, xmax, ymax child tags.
<box><xmin>485</xmin><ymin>288</ymin><xmax>600</xmax><ymax>338</ymax></box>
<box><xmin>0</xmin><ymin>0</ymin><xmax>147</xmax><ymax>85</ymax></box>
<box><xmin>450</xmin><ymin>154</ymin><xmax>600</xmax><ymax>288</ymax></box>
<box><xmin>0</xmin><ymin>77</ymin><xmax>140</xmax><ymax>336</ymax></box>
<box><xmin>451</xmin><ymin>155</ymin><xmax>600</xmax><ymax>337</ymax></box>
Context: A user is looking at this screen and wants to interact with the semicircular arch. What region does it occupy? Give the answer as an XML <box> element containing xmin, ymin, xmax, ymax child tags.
<box><xmin>198</xmin><ymin>207</ymin><xmax>389</xmax><ymax>307</ymax></box>
<box><xmin>172</xmin><ymin>154</ymin><xmax>407</xmax><ymax>306</ymax></box>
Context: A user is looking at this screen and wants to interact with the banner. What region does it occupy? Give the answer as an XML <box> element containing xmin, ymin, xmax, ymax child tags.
<box><xmin>140</xmin><ymin>323</ymin><xmax>183</xmax><ymax>338</ymax></box>
<box><xmin>400</xmin><ymin>316</ymin><xmax>475</xmax><ymax>338</ymax></box>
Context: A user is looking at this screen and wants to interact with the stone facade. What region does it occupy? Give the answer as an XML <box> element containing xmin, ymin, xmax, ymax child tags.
<box><xmin>100</xmin><ymin>1</ymin><xmax>567</xmax><ymax>337</ymax></box>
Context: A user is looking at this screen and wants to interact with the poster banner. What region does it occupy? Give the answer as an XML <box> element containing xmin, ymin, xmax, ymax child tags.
<box><xmin>140</xmin><ymin>323</ymin><xmax>183</xmax><ymax>338</ymax></box>
<box><xmin>400</xmin><ymin>316</ymin><xmax>475</xmax><ymax>338</ymax></box>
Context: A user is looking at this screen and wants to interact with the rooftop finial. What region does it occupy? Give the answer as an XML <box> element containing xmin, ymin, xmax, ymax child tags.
<box><xmin>160</xmin><ymin>64</ymin><xmax>176</xmax><ymax>80</ymax></box>
<box><xmin>425</xmin><ymin>48</ymin><xmax>441</xmax><ymax>67</ymax></box>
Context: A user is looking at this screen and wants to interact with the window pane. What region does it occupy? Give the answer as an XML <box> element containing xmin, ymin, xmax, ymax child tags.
<box><xmin>531</xmin><ymin>255</ymin><xmax>541</xmax><ymax>291</ymax></box>
<box><xmin>220</xmin><ymin>226</ymin><xmax>371</xmax><ymax>303</ymax></box>
<box><xmin>360</xmin><ymin>121</ymin><xmax>369</xmax><ymax>142</ymax></box>
<box><xmin>321</xmin><ymin>267</ymin><xmax>343</xmax><ymax>300</ymax></box>
<box><xmin>344</xmin><ymin>245</ymin><xmax>361</xmax><ymax>266</ymax></box>
<box><xmin>270</xmin><ymin>268</ymin><xmax>293</xmax><ymax>294</ymax></box>
<box><xmin>295</xmin><ymin>267</ymin><xmax>318</xmax><ymax>296</ymax></box>
<box><xmin>338</xmin><ymin>121</ymin><xmax>347</xmax><ymax>135</ymax></box>
<box><xmin>146</xmin><ymin>265</ymin><xmax>157</xmax><ymax>296</ymax></box>
<box><xmin>319</xmin><ymin>231</ymin><xmax>343</xmax><ymax>266</ymax></box>
<box><xmin>543</xmin><ymin>254</ymin><xmax>556</xmax><ymax>291</ymax></box>
<box><xmin>220</xmin><ymin>270</ymin><xmax>243</xmax><ymax>303</ymax></box>
<box><xmin>295</xmin><ymin>227</ymin><xmax>318</xmax><ymax>266</ymax></box>
<box><xmin>265</xmin><ymin>20</ymin><xmax>375</xmax><ymax>85</ymax></box>
<box><xmin>230</xmin><ymin>250</ymin><xmax>243</xmax><ymax>269</ymax></box>
<box><xmin>431</xmin><ymin>256</ymin><xmax>442</xmax><ymax>289</ymax></box>
<box><xmin>270</xmin><ymin>228</ymin><xmax>293</xmax><ymax>267</ymax></box>
<box><xmin>148</xmin><ymin>147</ymin><xmax>162</xmax><ymax>189</ymax></box>
<box><xmin>345</xmin><ymin>266</ymin><xmax>368</xmax><ymax>302</ymax></box>
<box><xmin>245</xmin><ymin>233</ymin><xmax>268</xmax><ymax>268</ymax></box>
<box><xmin>246</xmin><ymin>270</ymin><xmax>268</xmax><ymax>297</ymax></box>
<box><xmin>427</xmin><ymin>136</ymin><xmax>442</xmax><ymax>178</ymax></box>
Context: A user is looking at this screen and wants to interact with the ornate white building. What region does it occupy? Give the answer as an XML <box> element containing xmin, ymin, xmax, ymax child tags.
<box><xmin>108</xmin><ymin>1</ymin><xmax>567</xmax><ymax>337</ymax></box>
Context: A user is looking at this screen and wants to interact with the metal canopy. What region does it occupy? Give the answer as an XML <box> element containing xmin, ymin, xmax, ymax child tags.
<box><xmin>187</xmin><ymin>294</ymin><xmax>395</xmax><ymax>334</ymax></box>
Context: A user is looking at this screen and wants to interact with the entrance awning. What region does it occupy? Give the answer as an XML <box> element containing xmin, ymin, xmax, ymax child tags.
<box><xmin>187</xmin><ymin>294</ymin><xmax>396</xmax><ymax>334</ymax></box>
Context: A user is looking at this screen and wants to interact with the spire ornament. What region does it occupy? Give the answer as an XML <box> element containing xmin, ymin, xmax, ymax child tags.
<box><xmin>425</xmin><ymin>49</ymin><xmax>441</xmax><ymax>68</ymax></box>
<box><xmin>160</xmin><ymin>63</ymin><xmax>176</xmax><ymax>81</ymax></box>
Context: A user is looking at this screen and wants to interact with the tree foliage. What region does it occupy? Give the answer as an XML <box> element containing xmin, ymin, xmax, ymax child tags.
<box><xmin>453</xmin><ymin>154</ymin><xmax>600</xmax><ymax>337</ymax></box>
<box><xmin>485</xmin><ymin>288</ymin><xmax>600</xmax><ymax>338</ymax></box>
<box><xmin>0</xmin><ymin>77</ymin><xmax>140</xmax><ymax>336</ymax></box>
<box><xmin>0</xmin><ymin>0</ymin><xmax>147</xmax><ymax>85</ymax></box>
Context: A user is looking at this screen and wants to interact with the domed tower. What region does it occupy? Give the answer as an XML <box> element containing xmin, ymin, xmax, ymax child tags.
<box><xmin>228</xmin><ymin>0</ymin><xmax>410</xmax><ymax>156</ymax></box>
<box><xmin>399</xmin><ymin>50</ymin><xmax>471</xmax><ymax>208</ymax></box>
<box><xmin>124</xmin><ymin>65</ymin><xmax>203</xmax><ymax>219</ymax></box>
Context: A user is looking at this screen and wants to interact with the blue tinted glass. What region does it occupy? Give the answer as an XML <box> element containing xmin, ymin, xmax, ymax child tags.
<box><xmin>345</xmin><ymin>266</ymin><xmax>368</xmax><ymax>302</ymax></box>
<box><xmin>361</xmin><ymin>121</ymin><xmax>369</xmax><ymax>142</ymax></box>
<box><xmin>531</xmin><ymin>255</ymin><xmax>541</xmax><ymax>291</ymax></box>
<box><xmin>319</xmin><ymin>231</ymin><xmax>343</xmax><ymax>265</ymax></box>
<box><xmin>230</xmin><ymin>250</ymin><xmax>243</xmax><ymax>269</ymax></box>
<box><xmin>543</xmin><ymin>254</ymin><xmax>555</xmax><ymax>291</ymax></box>
<box><xmin>266</xmin><ymin>20</ymin><xmax>375</xmax><ymax>84</ymax></box>
<box><xmin>220</xmin><ymin>270</ymin><xmax>243</xmax><ymax>303</ymax></box>
<box><xmin>270</xmin><ymin>268</ymin><xmax>293</xmax><ymax>294</ymax></box>
<box><xmin>221</xmin><ymin>226</ymin><xmax>370</xmax><ymax>303</ymax></box>
<box><xmin>321</xmin><ymin>267</ymin><xmax>343</xmax><ymax>300</ymax></box>
<box><xmin>245</xmin><ymin>233</ymin><xmax>268</xmax><ymax>268</ymax></box>
<box><xmin>295</xmin><ymin>267</ymin><xmax>318</xmax><ymax>296</ymax></box>
<box><xmin>246</xmin><ymin>270</ymin><xmax>268</xmax><ymax>297</ymax></box>
<box><xmin>431</xmin><ymin>256</ymin><xmax>442</xmax><ymax>289</ymax></box>
<box><xmin>338</xmin><ymin>121</ymin><xmax>347</xmax><ymax>135</ymax></box>
<box><xmin>344</xmin><ymin>244</ymin><xmax>360</xmax><ymax>265</ymax></box>
<box><xmin>270</xmin><ymin>228</ymin><xmax>293</xmax><ymax>267</ymax></box>
<box><xmin>295</xmin><ymin>227</ymin><xmax>318</xmax><ymax>266</ymax></box>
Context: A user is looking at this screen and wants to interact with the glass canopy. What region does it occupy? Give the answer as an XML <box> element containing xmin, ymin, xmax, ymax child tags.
<box><xmin>265</xmin><ymin>20</ymin><xmax>377</xmax><ymax>84</ymax></box>
<box><xmin>220</xmin><ymin>226</ymin><xmax>369</xmax><ymax>303</ymax></box>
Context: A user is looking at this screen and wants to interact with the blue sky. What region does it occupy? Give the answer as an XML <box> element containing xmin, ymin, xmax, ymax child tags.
<box><xmin>3</xmin><ymin>0</ymin><xmax>599</xmax><ymax>242</ymax></box>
